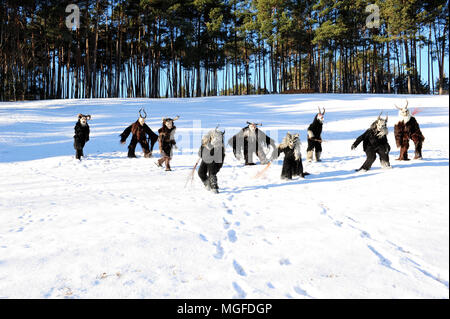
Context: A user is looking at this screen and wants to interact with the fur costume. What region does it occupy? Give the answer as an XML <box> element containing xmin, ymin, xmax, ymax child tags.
<box><xmin>120</xmin><ymin>109</ymin><xmax>158</xmax><ymax>158</ymax></box>
<box><xmin>393</xmin><ymin>101</ymin><xmax>425</xmax><ymax>160</ymax></box>
<box><xmin>228</xmin><ymin>122</ymin><xmax>276</xmax><ymax>165</ymax></box>
<box><xmin>73</xmin><ymin>114</ymin><xmax>91</xmax><ymax>160</ymax></box>
<box><xmin>352</xmin><ymin>114</ymin><xmax>391</xmax><ymax>171</ymax></box>
<box><xmin>307</xmin><ymin>107</ymin><xmax>325</xmax><ymax>162</ymax></box>
<box><xmin>156</xmin><ymin>116</ymin><xmax>179</xmax><ymax>171</ymax></box>
<box><xmin>198</xmin><ymin>129</ymin><xmax>226</xmax><ymax>193</ymax></box>
<box><xmin>277</xmin><ymin>132</ymin><xmax>309</xmax><ymax>180</ymax></box>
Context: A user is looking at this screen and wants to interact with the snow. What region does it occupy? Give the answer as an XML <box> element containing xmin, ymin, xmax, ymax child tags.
<box><xmin>0</xmin><ymin>94</ymin><xmax>448</xmax><ymax>299</ymax></box>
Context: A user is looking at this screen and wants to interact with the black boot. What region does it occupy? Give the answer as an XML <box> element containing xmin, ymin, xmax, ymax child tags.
<box><xmin>128</xmin><ymin>148</ymin><xmax>137</xmax><ymax>158</ymax></box>
<box><xmin>209</xmin><ymin>175</ymin><xmax>219</xmax><ymax>193</ymax></box>
<box><xmin>76</xmin><ymin>149</ymin><xmax>82</xmax><ymax>160</ymax></box>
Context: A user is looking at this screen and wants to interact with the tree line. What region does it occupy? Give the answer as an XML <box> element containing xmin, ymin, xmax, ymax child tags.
<box><xmin>0</xmin><ymin>0</ymin><xmax>448</xmax><ymax>101</ymax></box>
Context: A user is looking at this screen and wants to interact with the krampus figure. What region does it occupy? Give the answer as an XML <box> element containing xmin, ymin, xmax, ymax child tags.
<box><xmin>394</xmin><ymin>100</ymin><xmax>425</xmax><ymax>160</ymax></box>
<box><xmin>120</xmin><ymin>108</ymin><xmax>158</xmax><ymax>158</ymax></box>
<box><xmin>73</xmin><ymin>114</ymin><xmax>91</xmax><ymax>160</ymax></box>
<box><xmin>307</xmin><ymin>107</ymin><xmax>325</xmax><ymax>162</ymax></box>
<box><xmin>351</xmin><ymin>114</ymin><xmax>391</xmax><ymax>172</ymax></box>
<box><xmin>278</xmin><ymin>132</ymin><xmax>309</xmax><ymax>180</ymax></box>
<box><xmin>198</xmin><ymin>128</ymin><xmax>226</xmax><ymax>193</ymax></box>
<box><xmin>156</xmin><ymin>116</ymin><xmax>179</xmax><ymax>171</ymax></box>
<box><xmin>228</xmin><ymin>122</ymin><xmax>276</xmax><ymax>165</ymax></box>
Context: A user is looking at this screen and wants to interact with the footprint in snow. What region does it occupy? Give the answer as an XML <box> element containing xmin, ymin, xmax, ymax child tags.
<box><xmin>232</xmin><ymin>282</ymin><xmax>247</xmax><ymax>299</ymax></box>
<box><xmin>279</xmin><ymin>258</ymin><xmax>291</xmax><ymax>266</ymax></box>
<box><xmin>213</xmin><ymin>241</ymin><xmax>224</xmax><ymax>259</ymax></box>
<box><xmin>233</xmin><ymin>260</ymin><xmax>246</xmax><ymax>276</ymax></box>
<box><xmin>227</xmin><ymin>230</ymin><xmax>237</xmax><ymax>243</ymax></box>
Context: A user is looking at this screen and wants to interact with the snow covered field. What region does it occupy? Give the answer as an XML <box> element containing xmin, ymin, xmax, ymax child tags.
<box><xmin>0</xmin><ymin>94</ymin><xmax>448</xmax><ymax>299</ymax></box>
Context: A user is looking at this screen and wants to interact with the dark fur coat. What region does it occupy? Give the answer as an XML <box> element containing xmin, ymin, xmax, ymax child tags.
<box><xmin>394</xmin><ymin>116</ymin><xmax>425</xmax><ymax>160</ymax></box>
<box><xmin>198</xmin><ymin>130</ymin><xmax>226</xmax><ymax>193</ymax></box>
<box><xmin>120</xmin><ymin>121</ymin><xmax>158</xmax><ymax>145</ymax></box>
<box><xmin>120</xmin><ymin>120</ymin><xmax>158</xmax><ymax>158</ymax></box>
<box><xmin>307</xmin><ymin>115</ymin><xmax>323</xmax><ymax>152</ymax></box>
<box><xmin>228</xmin><ymin>126</ymin><xmax>276</xmax><ymax>164</ymax></box>
<box><xmin>352</xmin><ymin>120</ymin><xmax>391</xmax><ymax>171</ymax></box>
<box><xmin>73</xmin><ymin>121</ymin><xmax>90</xmax><ymax>160</ymax></box>
<box><xmin>158</xmin><ymin>125</ymin><xmax>177</xmax><ymax>158</ymax></box>
<box><xmin>74</xmin><ymin>121</ymin><xmax>90</xmax><ymax>149</ymax></box>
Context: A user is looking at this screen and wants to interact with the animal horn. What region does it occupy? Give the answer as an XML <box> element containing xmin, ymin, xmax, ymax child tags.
<box><xmin>318</xmin><ymin>106</ymin><xmax>321</xmax><ymax>114</ymax></box>
<box><xmin>405</xmin><ymin>100</ymin><xmax>409</xmax><ymax>109</ymax></box>
<box><xmin>378</xmin><ymin>111</ymin><xmax>383</xmax><ymax>119</ymax></box>
<box><xmin>173</xmin><ymin>115</ymin><xmax>180</xmax><ymax>121</ymax></box>
<box><xmin>322</xmin><ymin>107</ymin><xmax>325</xmax><ymax>115</ymax></box>
<box><xmin>385</xmin><ymin>114</ymin><xmax>388</xmax><ymax>121</ymax></box>
<box><xmin>246</xmin><ymin>121</ymin><xmax>252</xmax><ymax>125</ymax></box>
<box><xmin>394</xmin><ymin>104</ymin><xmax>402</xmax><ymax>110</ymax></box>
<box><xmin>139</xmin><ymin>108</ymin><xmax>147</xmax><ymax>119</ymax></box>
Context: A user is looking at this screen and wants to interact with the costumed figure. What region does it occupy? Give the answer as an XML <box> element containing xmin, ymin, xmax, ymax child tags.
<box><xmin>394</xmin><ymin>100</ymin><xmax>425</xmax><ymax>160</ymax></box>
<box><xmin>74</xmin><ymin>113</ymin><xmax>91</xmax><ymax>160</ymax></box>
<box><xmin>197</xmin><ymin>128</ymin><xmax>226</xmax><ymax>193</ymax></box>
<box><xmin>156</xmin><ymin>116</ymin><xmax>179</xmax><ymax>171</ymax></box>
<box><xmin>228</xmin><ymin>122</ymin><xmax>276</xmax><ymax>165</ymax></box>
<box><xmin>307</xmin><ymin>107</ymin><xmax>325</xmax><ymax>162</ymax></box>
<box><xmin>351</xmin><ymin>113</ymin><xmax>392</xmax><ymax>172</ymax></box>
<box><xmin>120</xmin><ymin>108</ymin><xmax>158</xmax><ymax>158</ymax></box>
<box><xmin>277</xmin><ymin>132</ymin><xmax>309</xmax><ymax>180</ymax></box>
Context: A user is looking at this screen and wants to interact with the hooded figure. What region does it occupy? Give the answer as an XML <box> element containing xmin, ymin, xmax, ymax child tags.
<box><xmin>74</xmin><ymin>114</ymin><xmax>91</xmax><ymax>160</ymax></box>
<box><xmin>120</xmin><ymin>108</ymin><xmax>158</xmax><ymax>158</ymax></box>
<box><xmin>393</xmin><ymin>101</ymin><xmax>425</xmax><ymax>160</ymax></box>
<box><xmin>156</xmin><ymin>116</ymin><xmax>179</xmax><ymax>171</ymax></box>
<box><xmin>198</xmin><ymin>128</ymin><xmax>226</xmax><ymax>193</ymax></box>
<box><xmin>277</xmin><ymin>132</ymin><xmax>309</xmax><ymax>180</ymax></box>
<box><xmin>351</xmin><ymin>113</ymin><xmax>392</xmax><ymax>172</ymax></box>
<box><xmin>228</xmin><ymin>122</ymin><xmax>276</xmax><ymax>165</ymax></box>
<box><xmin>306</xmin><ymin>107</ymin><xmax>325</xmax><ymax>162</ymax></box>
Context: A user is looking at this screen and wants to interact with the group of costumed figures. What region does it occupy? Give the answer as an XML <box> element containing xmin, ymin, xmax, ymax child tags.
<box><xmin>73</xmin><ymin>100</ymin><xmax>424</xmax><ymax>193</ymax></box>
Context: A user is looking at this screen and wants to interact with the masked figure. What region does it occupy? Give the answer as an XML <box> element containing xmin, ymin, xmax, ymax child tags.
<box><xmin>74</xmin><ymin>114</ymin><xmax>91</xmax><ymax>160</ymax></box>
<box><xmin>228</xmin><ymin>122</ymin><xmax>276</xmax><ymax>165</ymax></box>
<box><xmin>156</xmin><ymin>116</ymin><xmax>179</xmax><ymax>171</ymax></box>
<box><xmin>352</xmin><ymin>113</ymin><xmax>392</xmax><ymax>172</ymax></box>
<box><xmin>394</xmin><ymin>100</ymin><xmax>425</xmax><ymax>160</ymax></box>
<box><xmin>307</xmin><ymin>107</ymin><xmax>325</xmax><ymax>162</ymax></box>
<box><xmin>120</xmin><ymin>108</ymin><xmax>158</xmax><ymax>158</ymax></box>
<box><xmin>198</xmin><ymin>128</ymin><xmax>226</xmax><ymax>193</ymax></box>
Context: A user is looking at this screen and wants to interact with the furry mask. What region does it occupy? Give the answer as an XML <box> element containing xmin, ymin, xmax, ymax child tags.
<box><xmin>281</xmin><ymin>132</ymin><xmax>301</xmax><ymax>160</ymax></box>
<box><xmin>202</xmin><ymin>128</ymin><xmax>225</xmax><ymax>149</ymax></box>
<box><xmin>316</xmin><ymin>107</ymin><xmax>325</xmax><ymax>123</ymax></box>
<box><xmin>162</xmin><ymin>115</ymin><xmax>179</xmax><ymax>129</ymax></box>
<box><xmin>373</xmin><ymin>113</ymin><xmax>388</xmax><ymax>138</ymax></box>
<box><xmin>395</xmin><ymin>101</ymin><xmax>411</xmax><ymax>123</ymax></box>
<box><xmin>246</xmin><ymin>121</ymin><xmax>262</xmax><ymax>132</ymax></box>
<box><xmin>78</xmin><ymin>114</ymin><xmax>91</xmax><ymax>126</ymax></box>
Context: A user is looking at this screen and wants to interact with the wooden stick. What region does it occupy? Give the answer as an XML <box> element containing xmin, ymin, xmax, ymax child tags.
<box><xmin>185</xmin><ymin>158</ymin><xmax>200</xmax><ymax>188</ymax></box>
<box><xmin>254</xmin><ymin>162</ymin><xmax>272</xmax><ymax>179</ymax></box>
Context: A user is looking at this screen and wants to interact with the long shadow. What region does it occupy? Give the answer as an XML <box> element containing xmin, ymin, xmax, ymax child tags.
<box><xmin>391</xmin><ymin>159</ymin><xmax>449</xmax><ymax>169</ymax></box>
<box><xmin>220</xmin><ymin>158</ymin><xmax>449</xmax><ymax>195</ymax></box>
<box><xmin>220</xmin><ymin>169</ymin><xmax>381</xmax><ymax>194</ymax></box>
